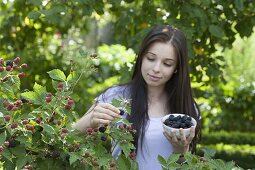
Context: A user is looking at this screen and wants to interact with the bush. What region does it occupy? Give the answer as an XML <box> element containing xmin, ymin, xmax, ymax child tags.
<box><xmin>201</xmin><ymin>131</ymin><xmax>255</xmax><ymax>145</ymax></box>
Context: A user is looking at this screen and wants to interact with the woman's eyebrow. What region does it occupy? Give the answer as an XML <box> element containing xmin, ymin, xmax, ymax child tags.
<box><xmin>147</xmin><ymin>51</ymin><xmax>175</xmax><ymax>61</ymax></box>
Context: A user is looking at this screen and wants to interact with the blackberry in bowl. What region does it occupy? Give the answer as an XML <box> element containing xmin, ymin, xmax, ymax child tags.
<box><xmin>162</xmin><ymin>113</ymin><xmax>197</xmax><ymax>138</ymax></box>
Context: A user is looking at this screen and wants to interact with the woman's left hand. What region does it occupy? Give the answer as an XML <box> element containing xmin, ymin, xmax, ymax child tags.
<box><xmin>163</xmin><ymin>126</ymin><xmax>195</xmax><ymax>154</ymax></box>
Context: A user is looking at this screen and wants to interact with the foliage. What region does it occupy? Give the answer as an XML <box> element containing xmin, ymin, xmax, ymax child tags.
<box><xmin>202</xmin><ymin>131</ymin><xmax>255</xmax><ymax>145</ymax></box>
<box><xmin>158</xmin><ymin>148</ymin><xmax>244</xmax><ymax>170</ymax></box>
<box><xmin>0</xmin><ymin>53</ymin><xmax>137</xmax><ymax>169</ymax></box>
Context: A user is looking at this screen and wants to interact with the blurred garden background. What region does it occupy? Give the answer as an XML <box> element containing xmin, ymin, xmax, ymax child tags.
<box><xmin>0</xmin><ymin>0</ymin><xmax>254</xmax><ymax>169</ymax></box>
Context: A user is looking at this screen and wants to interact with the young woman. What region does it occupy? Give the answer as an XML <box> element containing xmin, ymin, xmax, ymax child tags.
<box><xmin>73</xmin><ymin>25</ymin><xmax>201</xmax><ymax>170</ymax></box>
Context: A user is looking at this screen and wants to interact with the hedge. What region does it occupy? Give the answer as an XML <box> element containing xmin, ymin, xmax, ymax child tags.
<box><xmin>201</xmin><ymin>131</ymin><xmax>255</xmax><ymax>145</ymax></box>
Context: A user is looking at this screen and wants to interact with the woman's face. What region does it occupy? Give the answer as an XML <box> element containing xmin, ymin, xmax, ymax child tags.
<box><xmin>141</xmin><ymin>42</ymin><xmax>177</xmax><ymax>88</ymax></box>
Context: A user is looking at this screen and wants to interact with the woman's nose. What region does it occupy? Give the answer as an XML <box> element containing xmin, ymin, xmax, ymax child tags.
<box><xmin>152</xmin><ymin>62</ymin><xmax>161</xmax><ymax>73</ymax></box>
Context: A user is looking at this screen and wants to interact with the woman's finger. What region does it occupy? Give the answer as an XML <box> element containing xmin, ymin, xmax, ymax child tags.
<box><xmin>96</xmin><ymin>103</ymin><xmax>121</xmax><ymax>118</ymax></box>
<box><xmin>179</xmin><ymin>128</ymin><xmax>186</xmax><ymax>143</ymax></box>
<box><xmin>93</xmin><ymin>118</ymin><xmax>111</xmax><ymax>126</ymax></box>
<box><xmin>187</xmin><ymin>126</ymin><xmax>195</xmax><ymax>142</ymax></box>
<box><xmin>170</xmin><ymin>130</ymin><xmax>178</xmax><ymax>143</ymax></box>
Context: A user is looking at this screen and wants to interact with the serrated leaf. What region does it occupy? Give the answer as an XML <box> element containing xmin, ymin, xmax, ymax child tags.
<box><xmin>16</xmin><ymin>157</ymin><xmax>27</xmax><ymax>170</ymax></box>
<box><xmin>2</xmin><ymin>149</ymin><xmax>12</xmax><ymax>161</ymax></box>
<box><xmin>33</xmin><ymin>82</ymin><xmax>47</xmax><ymax>95</ymax></box>
<box><xmin>67</xmin><ymin>71</ymin><xmax>78</xmax><ymax>82</ymax></box>
<box><xmin>209</xmin><ymin>25</ymin><xmax>225</xmax><ymax>38</ymax></box>
<box><xmin>69</xmin><ymin>153</ymin><xmax>79</xmax><ymax>165</ymax></box>
<box><xmin>158</xmin><ymin>155</ymin><xmax>167</xmax><ymax>167</ymax></box>
<box><xmin>28</xmin><ymin>11</ymin><xmax>41</xmax><ymax>20</ymax></box>
<box><xmin>0</xmin><ymin>131</ymin><xmax>7</xmax><ymax>145</ymax></box>
<box><xmin>167</xmin><ymin>153</ymin><xmax>181</xmax><ymax>163</ymax></box>
<box><xmin>42</xmin><ymin>124</ymin><xmax>55</xmax><ymax>134</ymax></box>
<box><xmin>47</xmin><ymin>69</ymin><xmax>66</xmax><ymax>81</ymax></box>
<box><xmin>117</xmin><ymin>154</ymin><xmax>130</xmax><ymax>170</ymax></box>
<box><xmin>21</xmin><ymin>91</ymin><xmax>41</xmax><ymax>105</ymax></box>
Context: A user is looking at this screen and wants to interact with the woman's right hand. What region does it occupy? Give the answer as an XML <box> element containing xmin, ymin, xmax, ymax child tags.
<box><xmin>89</xmin><ymin>103</ymin><xmax>121</xmax><ymax>128</ymax></box>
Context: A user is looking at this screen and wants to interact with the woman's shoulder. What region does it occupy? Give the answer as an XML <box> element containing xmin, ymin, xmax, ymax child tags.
<box><xmin>95</xmin><ymin>85</ymin><xmax>131</xmax><ymax>103</ymax></box>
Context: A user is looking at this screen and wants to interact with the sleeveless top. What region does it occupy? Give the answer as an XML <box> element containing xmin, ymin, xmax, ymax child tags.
<box><xmin>95</xmin><ymin>85</ymin><xmax>173</xmax><ymax>170</ymax></box>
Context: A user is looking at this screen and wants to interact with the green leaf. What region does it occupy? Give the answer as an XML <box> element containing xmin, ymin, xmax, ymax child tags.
<box><xmin>67</xmin><ymin>71</ymin><xmax>78</xmax><ymax>82</ymax></box>
<box><xmin>117</xmin><ymin>154</ymin><xmax>131</xmax><ymax>169</ymax></box>
<box><xmin>28</xmin><ymin>11</ymin><xmax>41</xmax><ymax>20</ymax></box>
<box><xmin>209</xmin><ymin>25</ymin><xmax>225</xmax><ymax>38</ymax></box>
<box><xmin>28</xmin><ymin>0</ymin><xmax>42</xmax><ymax>6</ymax></box>
<box><xmin>42</xmin><ymin>124</ymin><xmax>55</xmax><ymax>134</ymax></box>
<box><xmin>234</xmin><ymin>0</ymin><xmax>244</xmax><ymax>11</ymax></box>
<box><xmin>47</xmin><ymin>69</ymin><xmax>66</xmax><ymax>81</ymax></box>
<box><xmin>167</xmin><ymin>153</ymin><xmax>181</xmax><ymax>164</ymax></box>
<box><xmin>33</xmin><ymin>82</ymin><xmax>47</xmax><ymax>95</ymax></box>
<box><xmin>21</xmin><ymin>91</ymin><xmax>41</xmax><ymax>105</ymax></box>
<box><xmin>16</xmin><ymin>157</ymin><xmax>28</xmax><ymax>170</ymax></box>
<box><xmin>69</xmin><ymin>153</ymin><xmax>80</xmax><ymax>165</ymax></box>
<box><xmin>0</xmin><ymin>131</ymin><xmax>7</xmax><ymax>145</ymax></box>
<box><xmin>158</xmin><ymin>155</ymin><xmax>167</xmax><ymax>167</ymax></box>
<box><xmin>2</xmin><ymin>149</ymin><xmax>12</xmax><ymax>161</ymax></box>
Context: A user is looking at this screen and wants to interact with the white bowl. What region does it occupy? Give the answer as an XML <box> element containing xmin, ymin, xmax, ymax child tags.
<box><xmin>162</xmin><ymin>113</ymin><xmax>197</xmax><ymax>138</ymax></box>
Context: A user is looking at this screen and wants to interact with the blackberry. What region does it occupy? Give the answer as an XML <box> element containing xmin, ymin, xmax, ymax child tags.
<box><xmin>99</xmin><ymin>126</ymin><xmax>106</xmax><ymax>133</ymax></box>
<box><xmin>119</xmin><ymin>109</ymin><xmax>125</xmax><ymax>116</ymax></box>
<box><xmin>8</xmin><ymin>140</ymin><xmax>20</xmax><ymax>148</ymax></box>
<box><xmin>164</xmin><ymin>115</ymin><xmax>194</xmax><ymax>129</ymax></box>
<box><xmin>5</xmin><ymin>60</ymin><xmax>13</xmax><ymax>67</ymax></box>
<box><xmin>100</xmin><ymin>135</ymin><xmax>107</xmax><ymax>141</ymax></box>
<box><xmin>52</xmin><ymin>150</ymin><xmax>60</xmax><ymax>159</ymax></box>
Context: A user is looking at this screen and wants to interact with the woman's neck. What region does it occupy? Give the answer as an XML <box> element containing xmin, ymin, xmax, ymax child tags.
<box><xmin>147</xmin><ymin>85</ymin><xmax>166</xmax><ymax>103</ymax></box>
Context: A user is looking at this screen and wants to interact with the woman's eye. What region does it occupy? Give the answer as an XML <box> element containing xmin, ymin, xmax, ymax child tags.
<box><xmin>147</xmin><ymin>57</ymin><xmax>154</xmax><ymax>61</ymax></box>
<box><xmin>164</xmin><ymin>63</ymin><xmax>172</xmax><ymax>67</ymax></box>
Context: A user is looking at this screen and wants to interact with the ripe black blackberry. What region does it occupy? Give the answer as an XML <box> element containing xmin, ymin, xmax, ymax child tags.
<box><xmin>5</xmin><ymin>60</ymin><xmax>13</xmax><ymax>67</ymax></box>
<box><xmin>119</xmin><ymin>109</ymin><xmax>125</xmax><ymax>116</ymax></box>
<box><xmin>99</xmin><ymin>126</ymin><xmax>106</xmax><ymax>133</ymax></box>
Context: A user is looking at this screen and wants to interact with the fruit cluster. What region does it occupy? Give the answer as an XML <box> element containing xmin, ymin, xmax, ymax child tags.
<box><xmin>0</xmin><ymin>57</ymin><xmax>27</xmax><ymax>80</ymax></box>
<box><xmin>163</xmin><ymin>114</ymin><xmax>194</xmax><ymax>129</ymax></box>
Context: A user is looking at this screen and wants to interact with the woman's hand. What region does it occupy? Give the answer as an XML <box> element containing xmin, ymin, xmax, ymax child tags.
<box><xmin>163</xmin><ymin>126</ymin><xmax>195</xmax><ymax>154</ymax></box>
<box><xmin>89</xmin><ymin>103</ymin><xmax>121</xmax><ymax>128</ymax></box>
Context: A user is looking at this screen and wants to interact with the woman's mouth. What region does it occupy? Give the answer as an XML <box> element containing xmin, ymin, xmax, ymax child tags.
<box><xmin>148</xmin><ymin>74</ymin><xmax>161</xmax><ymax>81</ymax></box>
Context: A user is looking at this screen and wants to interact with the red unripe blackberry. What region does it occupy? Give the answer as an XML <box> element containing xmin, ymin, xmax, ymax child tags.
<box><xmin>0</xmin><ymin>146</ymin><xmax>4</xmax><ymax>152</ymax></box>
<box><xmin>22</xmin><ymin>119</ymin><xmax>29</xmax><ymax>125</ymax></box>
<box><xmin>0</xmin><ymin>66</ymin><xmax>4</xmax><ymax>72</ymax></box>
<box><xmin>18</xmin><ymin>72</ymin><xmax>25</xmax><ymax>78</ymax></box>
<box><xmin>45</xmin><ymin>96</ymin><xmax>51</xmax><ymax>103</ymax></box>
<box><xmin>36</xmin><ymin>117</ymin><xmax>43</xmax><ymax>124</ymax></box>
<box><xmin>11</xmin><ymin>122</ymin><xmax>18</xmax><ymax>129</ymax></box>
<box><xmin>57</xmin><ymin>82</ymin><xmax>64</xmax><ymax>91</ymax></box>
<box><xmin>21</xmin><ymin>63</ymin><xmax>27</xmax><ymax>68</ymax></box>
<box><xmin>12</xmin><ymin>65</ymin><xmax>19</xmax><ymax>70</ymax></box>
<box><xmin>64</xmin><ymin>104</ymin><xmax>72</xmax><ymax>110</ymax></box>
<box><xmin>26</xmin><ymin>124</ymin><xmax>34</xmax><ymax>131</ymax></box>
<box><xmin>7</xmin><ymin>103</ymin><xmax>14</xmax><ymax>111</ymax></box>
<box><xmin>67</xmin><ymin>99</ymin><xmax>74</xmax><ymax>106</ymax></box>
<box><xmin>15</xmin><ymin>100</ymin><xmax>22</xmax><ymax>106</ymax></box>
<box><xmin>14</xmin><ymin>57</ymin><xmax>20</xmax><ymax>64</ymax></box>
<box><xmin>4</xmin><ymin>115</ymin><xmax>11</xmax><ymax>122</ymax></box>
<box><xmin>6</xmin><ymin>65</ymin><xmax>12</xmax><ymax>71</ymax></box>
<box><xmin>61</xmin><ymin>128</ymin><xmax>68</xmax><ymax>133</ymax></box>
<box><xmin>92</xmin><ymin>160</ymin><xmax>99</xmax><ymax>166</ymax></box>
<box><xmin>86</xmin><ymin>128</ymin><xmax>93</xmax><ymax>133</ymax></box>
<box><xmin>25</xmin><ymin>164</ymin><xmax>33</xmax><ymax>170</ymax></box>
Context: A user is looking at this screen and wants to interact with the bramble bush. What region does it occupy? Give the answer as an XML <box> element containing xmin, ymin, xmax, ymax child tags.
<box><xmin>0</xmin><ymin>52</ymin><xmax>245</xmax><ymax>170</ymax></box>
<box><xmin>0</xmin><ymin>52</ymin><xmax>137</xmax><ymax>170</ymax></box>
